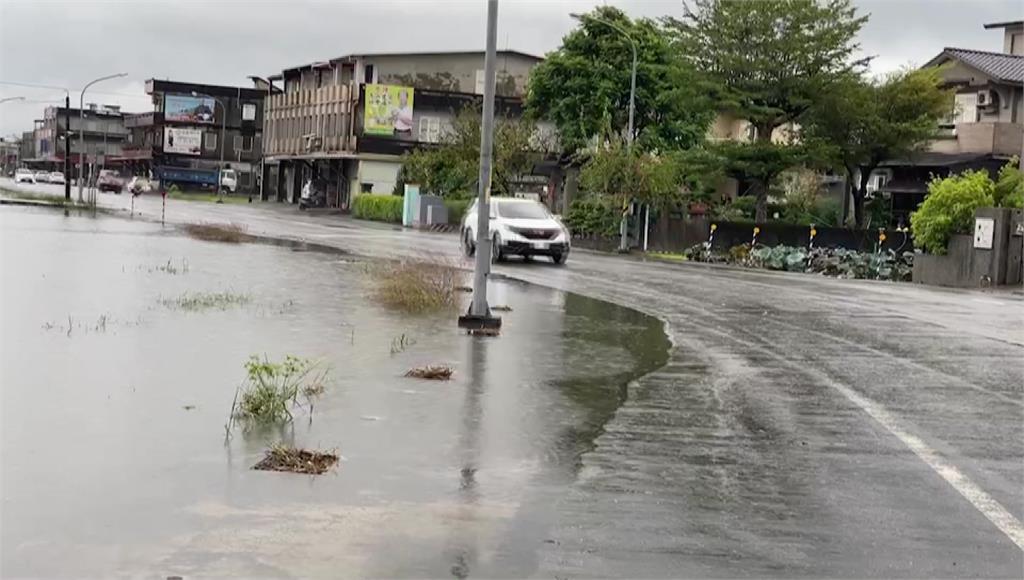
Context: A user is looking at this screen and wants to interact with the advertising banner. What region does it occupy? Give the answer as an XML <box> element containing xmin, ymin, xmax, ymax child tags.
<box><xmin>165</xmin><ymin>94</ymin><xmax>217</xmax><ymax>123</ymax></box>
<box><xmin>164</xmin><ymin>127</ymin><xmax>203</xmax><ymax>155</ymax></box>
<box><xmin>364</xmin><ymin>84</ymin><xmax>414</xmax><ymax>137</ymax></box>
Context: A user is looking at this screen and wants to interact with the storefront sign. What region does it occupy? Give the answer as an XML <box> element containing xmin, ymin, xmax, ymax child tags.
<box><xmin>163</xmin><ymin>127</ymin><xmax>202</xmax><ymax>155</ymax></box>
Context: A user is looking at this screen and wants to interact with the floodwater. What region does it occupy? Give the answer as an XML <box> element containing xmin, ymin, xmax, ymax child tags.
<box><xmin>0</xmin><ymin>206</ymin><xmax>669</xmax><ymax>578</ymax></box>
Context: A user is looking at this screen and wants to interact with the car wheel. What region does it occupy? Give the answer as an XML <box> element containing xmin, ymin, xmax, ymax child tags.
<box><xmin>491</xmin><ymin>234</ymin><xmax>505</xmax><ymax>263</ymax></box>
<box><xmin>552</xmin><ymin>252</ymin><xmax>568</xmax><ymax>266</ymax></box>
<box><xmin>462</xmin><ymin>229</ymin><xmax>476</xmax><ymax>257</ymax></box>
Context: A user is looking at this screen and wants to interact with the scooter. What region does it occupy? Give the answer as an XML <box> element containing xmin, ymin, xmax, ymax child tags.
<box><xmin>299</xmin><ymin>180</ymin><xmax>327</xmax><ymax>210</ymax></box>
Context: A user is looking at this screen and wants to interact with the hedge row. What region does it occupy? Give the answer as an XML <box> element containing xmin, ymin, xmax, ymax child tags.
<box><xmin>352</xmin><ymin>194</ymin><xmax>403</xmax><ymax>223</ymax></box>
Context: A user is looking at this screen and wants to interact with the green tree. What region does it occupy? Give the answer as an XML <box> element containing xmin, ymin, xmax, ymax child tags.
<box><xmin>579</xmin><ymin>138</ymin><xmax>681</xmax><ymax>210</ymax></box>
<box><xmin>804</xmin><ymin>67</ymin><xmax>953</xmax><ymax>227</ymax></box>
<box><xmin>668</xmin><ymin>0</ymin><xmax>868</xmax><ymax>221</ymax></box>
<box><xmin>526</xmin><ymin>6</ymin><xmax>712</xmax><ymax>153</ymax></box>
<box><xmin>399</xmin><ymin>107</ymin><xmax>538</xmax><ymax>198</ymax></box>
<box><xmin>994</xmin><ymin>157</ymin><xmax>1024</xmax><ymax>208</ymax></box>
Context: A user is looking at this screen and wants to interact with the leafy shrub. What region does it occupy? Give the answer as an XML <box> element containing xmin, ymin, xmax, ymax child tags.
<box><xmin>445</xmin><ymin>198</ymin><xmax>472</xmax><ymax>225</ymax></box>
<box><xmin>911</xmin><ymin>169</ymin><xmax>994</xmax><ymax>254</ymax></box>
<box><xmin>807</xmin><ymin>247</ymin><xmax>913</xmax><ymax>281</ymax></box>
<box><xmin>994</xmin><ymin>158</ymin><xmax>1023</xmax><ymax>208</ymax></box>
<box><xmin>565</xmin><ymin>198</ymin><xmax>620</xmax><ymax>237</ymax></box>
<box><xmin>749</xmin><ymin>245</ymin><xmax>809</xmax><ymax>271</ymax></box>
<box><xmin>352</xmin><ymin>194</ymin><xmax>404</xmax><ymax>223</ymax></box>
<box><xmin>728</xmin><ymin>196</ymin><xmax>758</xmax><ymax>220</ymax></box>
<box><xmin>728</xmin><ymin>243</ymin><xmax>751</xmax><ymax>263</ymax></box>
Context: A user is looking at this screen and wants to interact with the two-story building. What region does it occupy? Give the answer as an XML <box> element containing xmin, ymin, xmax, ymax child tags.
<box><xmin>123</xmin><ymin>79</ymin><xmax>267</xmax><ymax>194</ymax></box>
<box><xmin>875</xmin><ymin>20</ymin><xmax>1023</xmax><ymax>224</ymax></box>
<box><xmin>260</xmin><ymin>50</ymin><xmax>543</xmax><ymax>207</ymax></box>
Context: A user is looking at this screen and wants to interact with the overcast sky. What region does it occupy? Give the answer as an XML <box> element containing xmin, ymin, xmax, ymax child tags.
<box><xmin>0</xmin><ymin>0</ymin><xmax>1019</xmax><ymax>138</ymax></box>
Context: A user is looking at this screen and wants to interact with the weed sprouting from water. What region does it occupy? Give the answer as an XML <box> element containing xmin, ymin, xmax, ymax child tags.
<box><xmin>159</xmin><ymin>291</ymin><xmax>251</xmax><ymax>312</ymax></box>
<box><xmin>147</xmin><ymin>258</ymin><xmax>190</xmax><ymax>275</ymax></box>
<box><xmin>227</xmin><ymin>355</ymin><xmax>330</xmax><ymax>431</ymax></box>
<box><xmin>389</xmin><ymin>333</ymin><xmax>416</xmax><ymax>355</ymax></box>
<box><xmin>368</xmin><ymin>259</ymin><xmax>462</xmax><ymax>313</ymax></box>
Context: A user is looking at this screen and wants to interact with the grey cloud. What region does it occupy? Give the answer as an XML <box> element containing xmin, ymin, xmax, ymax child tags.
<box><xmin>1</xmin><ymin>0</ymin><xmax>1019</xmax><ymax>137</ymax></box>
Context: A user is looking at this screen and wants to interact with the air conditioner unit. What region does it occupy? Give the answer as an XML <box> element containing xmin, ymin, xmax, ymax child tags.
<box><xmin>977</xmin><ymin>89</ymin><xmax>997</xmax><ymax>109</ymax></box>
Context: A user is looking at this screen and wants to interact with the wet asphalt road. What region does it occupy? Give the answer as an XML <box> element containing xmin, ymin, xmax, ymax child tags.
<box><xmin>4</xmin><ymin>181</ymin><xmax>1023</xmax><ymax>578</ymax></box>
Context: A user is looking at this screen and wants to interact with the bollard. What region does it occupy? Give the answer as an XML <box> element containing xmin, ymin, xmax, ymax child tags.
<box><xmin>706</xmin><ymin>223</ymin><xmax>717</xmax><ymax>251</ymax></box>
<box><xmin>809</xmin><ymin>224</ymin><xmax>817</xmax><ymax>250</ymax></box>
<box><xmin>877</xmin><ymin>228</ymin><xmax>887</xmax><ymax>253</ymax></box>
<box><xmin>751</xmin><ymin>226</ymin><xmax>760</xmax><ymax>247</ymax></box>
<box><xmin>161</xmin><ymin>188</ymin><xmax>167</xmax><ymax>226</ymax></box>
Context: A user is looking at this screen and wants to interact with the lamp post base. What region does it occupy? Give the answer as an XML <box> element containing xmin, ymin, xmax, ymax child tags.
<box><xmin>457</xmin><ymin>312</ymin><xmax>502</xmax><ymax>331</ymax></box>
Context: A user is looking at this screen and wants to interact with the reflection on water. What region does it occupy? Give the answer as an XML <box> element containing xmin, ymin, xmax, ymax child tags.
<box><xmin>0</xmin><ymin>207</ymin><xmax>668</xmax><ymax>578</ymax></box>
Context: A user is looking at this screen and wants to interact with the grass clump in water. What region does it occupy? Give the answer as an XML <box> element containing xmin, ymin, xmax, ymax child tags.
<box><xmin>252</xmin><ymin>443</ymin><xmax>338</xmax><ymax>475</ymax></box>
<box><xmin>160</xmin><ymin>291</ymin><xmax>251</xmax><ymax>311</ymax></box>
<box><xmin>369</xmin><ymin>260</ymin><xmax>461</xmax><ymax>313</ymax></box>
<box><xmin>229</xmin><ymin>355</ymin><xmax>329</xmax><ymax>428</ymax></box>
<box><xmin>405</xmin><ymin>364</ymin><xmax>454</xmax><ymax>380</ymax></box>
<box><xmin>183</xmin><ymin>222</ymin><xmax>253</xmax><ymax>243</ymax></box>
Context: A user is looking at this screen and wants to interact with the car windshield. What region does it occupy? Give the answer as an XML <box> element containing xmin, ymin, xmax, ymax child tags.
<box><xmin>496</xmin><ymin>200</ymin><xmax>550</xmax><ymax>220</ymax></box>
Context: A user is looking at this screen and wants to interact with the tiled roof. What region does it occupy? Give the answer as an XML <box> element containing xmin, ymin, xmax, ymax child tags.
<box><xmin>939</xmin><ymin>48</ymin><xmax>1024</xmax><ymax>83</ymax></box>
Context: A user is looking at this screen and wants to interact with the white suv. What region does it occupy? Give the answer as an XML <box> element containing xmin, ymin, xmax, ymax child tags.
<box><xmin>461</xmin><ymin>197</ymin><xmax>570</xmax><ymax>265</ymax></box>
<box><xmin>14</xmin><ymin>168</ymin><xmax>35</xmax><ymax>183</ymax></box>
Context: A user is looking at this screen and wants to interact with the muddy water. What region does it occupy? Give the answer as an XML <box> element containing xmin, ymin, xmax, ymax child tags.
<box><xmin>0</xmin><ymin>207</ymin><xmax>668</xmax><ymax>578</ymax></box>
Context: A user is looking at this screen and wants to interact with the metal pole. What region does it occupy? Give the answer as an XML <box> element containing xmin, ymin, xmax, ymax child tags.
<box><xmin>77</xmin><ymin>73</ymin><xmax>127</xmax><ymax>202</ymax></box>
<box><xmin>64</xmin><ymin>93</ymin><xmax>70</xmax><ymax>201</ymax></box>
<box><xmin>618</xmin><ymin>33</ymin><xmax>638</xmax><ymax>252</ymax></box>
<box><xmin>469</xmin><ymin>0</ymin><xmax>499</xmax><ymax>319</ymax></box>
<box><xmin>218</xmin><ymin>98</ymin><xmax>226</xmax><ymax>202</ymax></box>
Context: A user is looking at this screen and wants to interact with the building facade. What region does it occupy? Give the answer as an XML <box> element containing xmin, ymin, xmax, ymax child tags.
<box><xmin>261</xmin><ymin>50</ymin><xmax>543</xmax><ymax>207</ymax></box>
<box><xmin>122</xmin><ymin>79</ymin><xmax>267</xmax><ymax>194</ymax></box>
<box><xmin>25</xmin><ymin>104</ymin><xmax>127</xmax><ymax>174</ymax></box>
<box><xmin>872</xmin><ymin>20</ymin><xmax>1024</xmax><ymax>225</ymax></box>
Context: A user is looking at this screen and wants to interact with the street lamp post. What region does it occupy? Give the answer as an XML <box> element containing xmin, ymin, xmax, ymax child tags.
<box><xmin>192</xmin><ymin>91</ymin><xmax>227</xmax><ymax>203</ymax></box>
<box><xmin>457</xmin><ymin>0</ymin><xmax>502</xmax><ymax>331</ymax></box>
<box><xmin>570</xmin><ymin>12</ymin><xmax>637</xmax><ymax>252</ymax></box>
<box><xmin>78</xmin><ymin>73</ymin><xmax>127</xmax><ymax>203</ymax></box>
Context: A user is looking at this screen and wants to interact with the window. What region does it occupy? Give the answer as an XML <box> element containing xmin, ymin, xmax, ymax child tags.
<box><xmin>360</xmin><ymin>182</ymin><xmax>373</xmax><ymax>193</ymax></box>
<box><xmin>418</xmin><ymin>116</ymin><xmax>441</xmax><ymax>143</ymax></box>
<box><xmin>241</xmin><ymin>136</ymin><xmax>253</xmax><ymax>152</ymax></box>
<box><xmin>205</xmin><ymin>132</ymin><xmax>217</xmax><ymax>151</ymax></box>
<box><xmin>952</xmin><ymin>93</ymin><xmax>978</xmax><ymax>124</ymax></box>
<box><xmin>364</xmin><ymin>64</ymin><xmax>375</xmax><ymax>84</ymax></box>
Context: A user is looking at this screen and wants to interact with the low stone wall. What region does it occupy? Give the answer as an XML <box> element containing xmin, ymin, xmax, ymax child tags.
<box><xmin>912</xmin><ymin>235</ymin><xmax>977</xmax><ymax>288</ymax></box>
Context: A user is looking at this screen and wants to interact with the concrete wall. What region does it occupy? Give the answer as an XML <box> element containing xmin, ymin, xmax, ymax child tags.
<box><xmin>913</xmin><ymin>235</ymin><xmax>976</xmax><ymax>287</ymax></box>
<box><xmin>354</xmin><ymin>159</ymin><xmax>401</xmax><ymax>194</ymax></box>
<box><xmin>913</xmin><ymin>208</ymin><xmax>1024</xmax><ymax>287</ymax></box>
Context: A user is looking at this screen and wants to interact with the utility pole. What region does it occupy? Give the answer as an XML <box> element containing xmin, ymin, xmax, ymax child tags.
<box><xmin>458</xmin><ymin>0</ymin><xmax>501</xmax><ymax>331</ymax></box>
<box><xmin>64</xmin><ymin>94</ymin><xmax>71</xmax><ymax>201</ymax></box>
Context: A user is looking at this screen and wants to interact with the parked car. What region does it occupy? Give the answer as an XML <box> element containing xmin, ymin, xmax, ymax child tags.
<box><xmin>461</xmin><ymin>197</ymin><xmax>570</xmax><ymax>265</ymax></box>
<box><xmin>14</xmin><ymin>168</ymin><xmax>35</xmax><ymax>183</ymax></box>
<box><xmin>219</xmin><ymin>168</ymin><xmax>237</xmax><ymax>193</ymax></box>
<box><xmin>97</xmin><ymin>169</ymin><xmax>124</xmax><ymax>194</ymax></box>
<box><xmin>48</xmin><ymin>172</ymin><xmax>66</xmax><ymax>185</ymax></box>
<box><xmin>34</xmin><ymin>171</ymin><xmax>50</xmax><ymax>183</ymax></box>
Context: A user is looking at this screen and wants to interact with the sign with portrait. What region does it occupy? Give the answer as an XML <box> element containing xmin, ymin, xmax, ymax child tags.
<box><xmin>363</xmin><ymin>84</ymin><xmax>414</xmax><ymax>137</ymax></box>
<box><xmin>163</xmin><ymin>127</ymin><xmax>202</xmax><ymax>155</ymax></box>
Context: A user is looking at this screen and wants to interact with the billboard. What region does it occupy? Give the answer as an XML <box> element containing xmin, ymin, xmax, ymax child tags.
<box><xmin>164</xmin><ymin>127</ymin><xmax>203</xmax><ymax>155</ymax></box>
<box><xmin>364</xmin><ymin>84</ymin><xmax>414</xmax><ymax>137</ymax></box>
<box><xmin>165</xmin><ymin>94</ymin><xmax>216</xmax><ymax>124</ymax></box>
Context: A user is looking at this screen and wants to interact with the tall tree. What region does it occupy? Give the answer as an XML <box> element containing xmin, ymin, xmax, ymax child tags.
<box><xmin>399</xmin><ymin>107</ymin><xmax>539</xmax><ymax>198</ymax></box>
<box><xmin>804</xmin><ymin>67</ymin><xmax>952</xmax><ymax>227</ymax></box>
<box><xmin>526</xmin><ymin>6</ymin><xmax>712</xmax><ymax>154</ymax></box>
<box><xmin>668</xmin><ymin>0</ymin><xmax>868</xmax><ymax>221</ymax></box>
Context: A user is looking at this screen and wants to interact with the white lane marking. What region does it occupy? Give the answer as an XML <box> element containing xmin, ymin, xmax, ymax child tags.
<box><xmin>831</xmin><ymin>379</ymin><xmax>1024</xmax><ymax>551</ymax></box>
<box><xmin>971</xmin><ymin>297</ymin><xmax>1007</xmax><ymax>306</ymax></box>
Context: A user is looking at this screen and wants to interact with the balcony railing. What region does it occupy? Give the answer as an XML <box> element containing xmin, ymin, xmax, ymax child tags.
<box><xmin>263</xmin><ymin>84</ymin><xmax>357</xmax><ymax>156</ymax></box>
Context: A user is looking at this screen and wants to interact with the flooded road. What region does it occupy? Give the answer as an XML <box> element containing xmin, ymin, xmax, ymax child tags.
<box><xmin>0</xmin><ymin>207</ymin><xmax>667</xmax><ymax>577</ymax></box>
